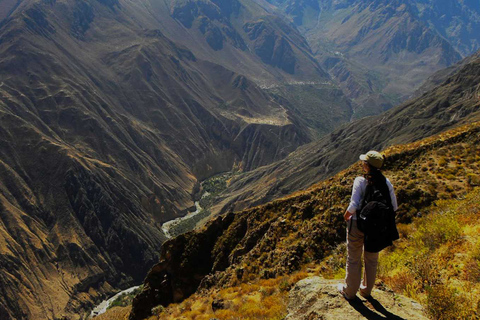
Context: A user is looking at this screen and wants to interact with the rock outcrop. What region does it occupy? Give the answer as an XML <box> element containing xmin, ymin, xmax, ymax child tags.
<box><xmin>286</xmin><ymin>277</ymin><xmax>427</xmax><ymax>320</ymax></box>
<box><xmin>128</xmin><ymin>213</ymin><xmax>236</xmax><ymax>320</ymax></box>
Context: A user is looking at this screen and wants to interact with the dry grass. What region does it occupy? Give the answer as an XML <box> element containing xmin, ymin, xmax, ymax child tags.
<box><xmin>378</xmin><ymin>188</ymin><xmax>480</xmax><ymax>319</ymax></box>
<box><xmin>142</xmin><ymin>270</ymin><xmax>311</xmax><ymax>320</ymax></box>
<box><xmin>318</xmin><ymin>188</ymin><xmax>480</xmax><ymax>319</ymax></box>
<box><xmin>99</xmin><ymin>271</ymin><xmax>313</xmax><ymax>320</ymax></box>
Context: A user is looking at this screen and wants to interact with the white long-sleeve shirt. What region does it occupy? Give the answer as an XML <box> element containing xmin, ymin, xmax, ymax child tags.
<box><xmin>347</xmin><ymin>176</ymin><xmax>398</xmax><ymax>220</ymax></box>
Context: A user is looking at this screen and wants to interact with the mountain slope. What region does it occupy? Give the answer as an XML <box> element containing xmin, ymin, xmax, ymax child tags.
<box><xmin>415</xmin><ymin>50</ymin><xmax>480</xmax><ymax>96</ymax></box>
<box><xmin>213</xmin><ymin>48</ymin><xmax>480</xmax><ymax>215</ymax></box>
<box><xmin>413</xmin><ymin>0</ymin><xmax>480</xmax><ymax>57</ymax></box>
<box><xmin>154</xmin><ymin>0</ymin><xmax>354</xmax><ymax>134</ymax></box>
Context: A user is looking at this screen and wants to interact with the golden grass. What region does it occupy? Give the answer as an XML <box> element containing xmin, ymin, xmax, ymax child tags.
<box><xmin>377</xmin><ymin>188</ymin><xmax>480</xmax><ymax>319</ymax></box>
<box><xmin>129</xmin><ymin>270</ymin><xmax>313</xmax><ymax>320</ymax></box>
<box><xmin>316</xmin><ymin>188</ymin><xmax>480</xmax><ymax>319</ymax></box>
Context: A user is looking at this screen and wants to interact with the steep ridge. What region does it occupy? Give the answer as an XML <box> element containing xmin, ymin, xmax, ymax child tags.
<box><xmin>129</xmin><ymin>121</ymin><xmax>480</xmax><ymax>319</ymax></box>
<box><xmin>263</xmin><ymin>0</ymin><xmax>480</xmax><ymax>118</ymax></box>
<box><xmin>415</xmin><ymin>50</ymin><xmax>480</xmax><ymax>96</ymax></box>
<box><xmin>0</xmin><ymin>0</ymin><xmax>345</xmax><ymax>319</ymax></box>
<box><xmin>213</xmin><ymin>49</ymin><xmax>480</xmax><ymax>215</ymax></box>
<box><xmin>155</xmin><ymin>0</ymin><xmax>330</xmax><ymax>82</ymax></box>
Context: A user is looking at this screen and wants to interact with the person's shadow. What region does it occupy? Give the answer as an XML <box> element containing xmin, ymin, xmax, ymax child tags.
<box><xmin>347</xmin><ymin>296</ymin><xmax>406</xmax><ymax>320</ymax></box>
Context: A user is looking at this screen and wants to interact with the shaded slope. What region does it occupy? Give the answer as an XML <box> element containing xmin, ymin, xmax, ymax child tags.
<box><xmin>156</xmin><ymin>0</ymin><xmax>330</xmax><ymax>83</ymax></box>
<box><xmin>309</xmin><ymin>0</ymin><xmax>462</xmax><ymax>116</ymax></box>
<box><xmin>413</xmin><ymin>0</ymin><xmax>480</xmax><ymax>57</ymax></box>
<box><xmin>415</xmin><ymin>50</ymin><xmax>480</xmax><ymax>96</ymax></box>
<box><xmin>143</xmin><ymin>0</ymin><xmax>354</xmax><ymax>135</ymax></box>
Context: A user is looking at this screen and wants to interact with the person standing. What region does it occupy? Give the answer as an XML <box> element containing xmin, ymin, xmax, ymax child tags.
<box><xmin>338</xmin><ymin>151</ymin><xmax>398</xmax><ymax>300</ymax></box>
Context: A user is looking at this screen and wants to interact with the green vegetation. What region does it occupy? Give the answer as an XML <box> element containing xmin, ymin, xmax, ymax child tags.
<box><xmin>107</xmin><ymin>287</ymin><xmax>143</xmax><ymax>310</ymax></box>
<box><xmin>199</xmin><ymin>171</ymin><xmax>238</xmax><ymax>209</ymax></box>
<box><xmin>166</xmin><ymin>209</ymin><xmax>211</xmax><ymax>238</ymax></box>
<box><xmin>161</xmin><ymin>172</ymin><xmax>239</xmax><ymax>238</ymax></box>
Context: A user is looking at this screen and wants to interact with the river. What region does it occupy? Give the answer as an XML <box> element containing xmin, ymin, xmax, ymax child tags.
<box><xmin>90</xmin><ymin>193</ymin><xmax>210</xmax><ymax>317</ymax></box>
<box><xmin>161</xmin><ymin>192</ymin><xmax>210</xmax><ymax>239</ymax></box>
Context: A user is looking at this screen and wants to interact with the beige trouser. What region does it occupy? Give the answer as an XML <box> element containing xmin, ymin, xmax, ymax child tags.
<box><xmin>344</xmin><ymin>219</ymin><xmax>379</xmax><ymax>299</ymax></box>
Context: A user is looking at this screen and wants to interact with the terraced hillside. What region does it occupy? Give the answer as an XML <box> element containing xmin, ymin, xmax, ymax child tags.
<box><xmin>264</xmin><ymin>0</ymin><xmax>480</xmax><ymax>117</ymax></box>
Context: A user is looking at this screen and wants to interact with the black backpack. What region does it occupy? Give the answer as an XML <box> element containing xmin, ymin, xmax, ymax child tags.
<box><xmin>357</xmin><ymin>175</ymin><xmax>398</xmax><ymax>252</ymax></box>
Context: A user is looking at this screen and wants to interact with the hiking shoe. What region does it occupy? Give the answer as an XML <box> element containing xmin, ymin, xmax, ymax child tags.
<box><xmin>337</xmin><ymin>284</ymin><xmax>354</xmax><ymax>301</ymax></box>
<box><xmin>359</xmin><ymin>290</ymin><xmax>372</xmax><ymax>300</ymax></box>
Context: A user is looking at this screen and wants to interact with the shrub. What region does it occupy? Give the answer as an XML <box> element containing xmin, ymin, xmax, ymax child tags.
<box><xmin>318</xmin><ymin>243</ymin><xmax>346</xmax><ymax>279</ymax></box>
<box><xmin>413</xmin><ymin>211</ymin><xmax>461</xmax><ymax>251</ymax></box>
<box><xmin>407</xmin><ymin>251</ymin><xmax>441</xmax><ymax>288</ymax></box>
<box><xmin>152</xmin><ymin>305</ymin><xmax>165</xmax><ymax>316</ymax></box>
<box><xmin>387</xmin><ymin>270</ymin><xmax>417</xmax><ymax>294</ymax></box>
<box><xmin>467</xmin><ymin>173</ymin><xmax>480</xmax><ymax>186</ymax></box>
<box><xmin>288</xmin><ymin>272</ymin><xmax>309</xmax><ymax>286</ymax></box>
<box><xmin>438</xmin><ymin>157</ymin><xmax>447</xmax><ymax>166</ymax></box>
<box><xmin>426</xmin><ymin>284</ymin><xmax>461</xmax><ymax>320</ymax></box>
<box><xmin>279</xmin><ymin>279</ymin><xmax>290</xmax><ymax>292</ymax></box>
<box><xmin>463</xmin><ymin>259</ymin><xmax>480</xmax><ymax>283</ymax></box>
